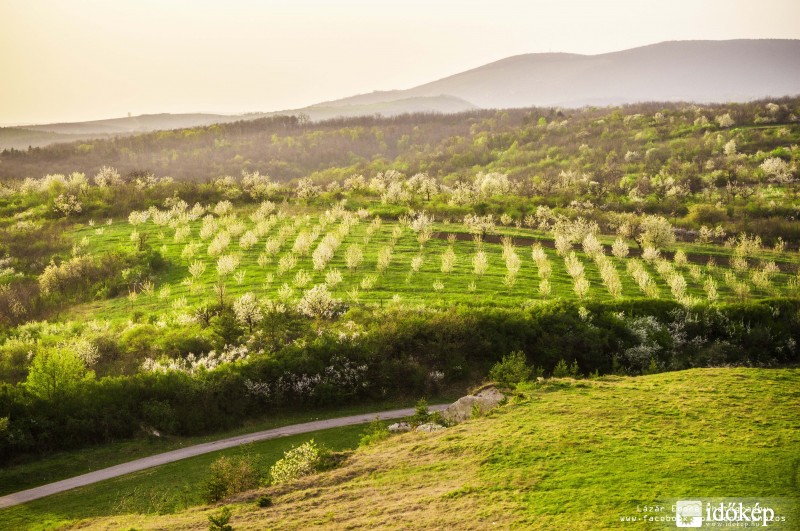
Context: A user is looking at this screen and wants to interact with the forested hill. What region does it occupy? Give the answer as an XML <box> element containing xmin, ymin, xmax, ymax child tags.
<box><xmin>0</xmin><ymin>98</ymin><xmax>798</xmax><ymax>185</ymax></box>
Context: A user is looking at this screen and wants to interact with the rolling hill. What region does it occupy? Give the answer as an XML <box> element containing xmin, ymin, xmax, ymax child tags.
<box><xmin>0</xmin><ymin>114</ymin><xmax>239</xmax><ymax>151</ymax></box>
<box><xmin>58</xmin><ymin>368</ymin><xmax>800</xmax><ymax>529</ymax></box>
<box><xmin>339</xmin><ymin>39</ymin><xmax>800</xmax><ymax>109</ymax></box>
<box><xmin>0</xmin><ymin>97</ymin><xmax>475</xmax><ymax>150</ymax></box>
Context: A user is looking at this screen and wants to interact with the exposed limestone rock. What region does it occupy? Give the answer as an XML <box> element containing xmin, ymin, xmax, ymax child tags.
<box><xmin>441</xmin><ymin>385</ymin><xmax>505</xmax><ymax>424</ymax></box>
<box><xmin>388</xmin><ymin>422</ymin><xmax>412</xmax><ymax>433</ymax></box>
<box><xmin>415</xmin><ymin>423</ymin><xmax>446</xmax><ymax>432</ymax></box>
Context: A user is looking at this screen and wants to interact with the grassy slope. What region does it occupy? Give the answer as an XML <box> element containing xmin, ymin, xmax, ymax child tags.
<box><xmin>81</xmin><ymin>368</ymin><xmax>799</xmax><ymax>530</ymax></box>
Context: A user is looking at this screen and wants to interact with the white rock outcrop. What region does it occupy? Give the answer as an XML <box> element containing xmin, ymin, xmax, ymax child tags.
<box><xmin>388</xmin><ymin>422</ymin><xmax>412</xmax><ymax>433</ymax></box>
<box><xmin>441</xmin><ymin>385</ymin><xmax>505</xmax><ymax>424</ymax></box>
<box><xmin>415</xmin><ymin>423</ymin><xmax>446</xmax><ymax>432</ymax></box>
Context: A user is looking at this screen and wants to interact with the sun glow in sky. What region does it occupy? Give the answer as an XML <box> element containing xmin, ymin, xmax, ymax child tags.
<box><xmin>1</xmin><ymin>0</ymin><xmax>799</xmax><ymax>125</ymax></box>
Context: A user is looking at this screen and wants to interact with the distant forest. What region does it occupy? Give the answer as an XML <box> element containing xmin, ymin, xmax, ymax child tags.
<box><xmin>1</xmin><ymin>98</ymin><xmax>796</xmax><ymax>186</ymax></box>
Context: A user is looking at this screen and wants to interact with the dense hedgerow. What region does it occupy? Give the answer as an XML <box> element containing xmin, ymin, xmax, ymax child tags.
<box><xmin>0</xmin><ymin>298</ymin><xmax>797</xmax><ymax>460</ymax></box>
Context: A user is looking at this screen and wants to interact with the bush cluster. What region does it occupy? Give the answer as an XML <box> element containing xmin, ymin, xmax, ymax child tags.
<box><xmin>268</xmin><ymin>439</ymin><xmax>326</xmax><ymax>485</ymax></box>
<box><xmin>204</xmin><ymin>455</ymin><xmax>260</xmax><ymax>503</ymax></box>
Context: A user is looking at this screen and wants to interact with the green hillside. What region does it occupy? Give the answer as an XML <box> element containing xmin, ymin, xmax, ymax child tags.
<box><xmin>75</xmin><ymin>368</ymin><xmax>799</xmax><ymax>530</ymax></box>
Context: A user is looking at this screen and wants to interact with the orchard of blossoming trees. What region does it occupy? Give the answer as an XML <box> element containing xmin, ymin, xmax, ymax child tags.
<box><xmin>27</xmin><ymin>195</ymin><xmax>796</xmax><ymax>324</ymax></box>
<box><xmin>0</xmin><ymin>99</ymin><xmax>798</xmax><ymax>458</ymax></box>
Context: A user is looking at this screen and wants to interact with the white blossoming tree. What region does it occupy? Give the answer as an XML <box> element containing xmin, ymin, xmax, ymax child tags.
<box><xmin>297</xmin><ymin>284</ymin><xmax>341</xmax><ymax>320</ymax></box>
<box><xmin>233</xmin><ymin>292</ymin><xmax>263</xmax><ymax>332</ymax></box>
<box><xmin>345</xmin><ymin>244</ymin><xmax>363</xmax><ymax>272</ymax></box>
<box><xmin>53</xmin><ymin>194</ymin><xmax>82</xmax><ymax>217</ymax></box>
<box><xmin>635</xmin><ymin>215</ymin><xmax>675</xmax><ymax>250</ymax></box>
<box><xmin>296</xmin><ymin>177</ymin><xmax>320</xmax><ymax>201</ymax></box>
<box><xmin>215</xmin><ymin>254</ymin><xmax>239</xmax><ymax>305</ymax></box>
<box><xmin>760</xmin><ymin>157</ymin><xmax>794</xmax><ymax>184</ymax></box>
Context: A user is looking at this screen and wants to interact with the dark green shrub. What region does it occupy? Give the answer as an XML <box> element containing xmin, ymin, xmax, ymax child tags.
<box><xmin>256</xmin><ymin>495</ymin><xmax>273</xmax><ymax>508</ymax></box>
<box><xmin>0</xmin><ymin>341</ymin><xmax>31</xmax><ymax>384</ymax></box>
<box><xmin>203</xmin><ymin>455</ymin><xmax>260</xmax><ymax>503</ymax></box>
<box><xmin>488</xmin><ymin>351</ymin><xmax>532</xmax><ymax>386</ymax></box>
<box><xmin>211</xmin><ymin>309</ymin><xmax>244</xmax><ymax>347</ymax></box>
<box><xmin>207</xmin><ymin>506</ymin><xmax>233</xmax><ymax>531</ymax></box>
<box><xmin>410</xmin><ymin>398</ymin><xmax>430</xmax><ymax>426</ymax></box>
<box><xmin>154</xmin><ymin>325</ymin><xmax>215</xmax><ymax>358</ymax></box>
<box><xmin>552</xmin><ymin>359</ymin><xmax>570</xmax><ymax>378</ymax></box>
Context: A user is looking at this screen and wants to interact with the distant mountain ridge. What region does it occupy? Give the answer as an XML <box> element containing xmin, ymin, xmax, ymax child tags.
<box><xmin>339</xmin><ymin>39</ymin><xmax>800</xmax><ymax>109</ymax></box>
<box><xmin>2</xmin><ymin>39</ymin><xmax>798</xmax><ymax>149</ymax></box>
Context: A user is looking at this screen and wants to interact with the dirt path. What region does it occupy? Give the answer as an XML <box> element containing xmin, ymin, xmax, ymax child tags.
<box><xmin>0</xmin><ymin>405</ymin><xmax>447</xmax><ymax>509</ymax></box>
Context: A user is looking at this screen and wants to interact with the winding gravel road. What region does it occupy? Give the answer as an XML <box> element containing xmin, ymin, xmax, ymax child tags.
<box><xmin>0</xmin><ymin>405</ymin><xmax>447</xmax><ymax>509</ymax></box>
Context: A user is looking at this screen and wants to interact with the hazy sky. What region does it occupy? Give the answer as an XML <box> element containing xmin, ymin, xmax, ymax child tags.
<box><xmin>2</xmin><ymin>0</ymin><xmax>799</xmax><ymax>125</ymax></box>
